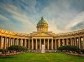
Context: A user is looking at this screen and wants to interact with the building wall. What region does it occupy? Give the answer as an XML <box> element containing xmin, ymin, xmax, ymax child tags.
<box><xmin>0</xmin><ymin>29</ymin><xmax>84</xmax><ymax>52</ymax></box>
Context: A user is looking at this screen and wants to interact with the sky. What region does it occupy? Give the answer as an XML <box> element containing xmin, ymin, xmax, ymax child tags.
<box><xmin>0</xmin><ymin>0</ymin><xmax>84</xmax><ymax>34</ymax></box>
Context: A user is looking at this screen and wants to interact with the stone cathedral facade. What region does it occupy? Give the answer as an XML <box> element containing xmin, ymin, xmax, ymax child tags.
<box><xmin>0</xmin><ymin>17</ymin><xmax>84</xmax><ymax>52</ymax></box>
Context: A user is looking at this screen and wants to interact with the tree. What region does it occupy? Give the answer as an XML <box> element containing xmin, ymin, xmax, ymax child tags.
<box><xmin>7</xmin><ymin>45</ymin><xmax>28</xmax><ymax>52</ymax></box>
<box><xmin>57</xmin><ymin>45</ymin><xmax>79</xmax><ymax>52</ymax></box>
<box><xmin>0</xmin><ymin>49</ymin><xmax>8</xmax><ymax>55</ymax></box>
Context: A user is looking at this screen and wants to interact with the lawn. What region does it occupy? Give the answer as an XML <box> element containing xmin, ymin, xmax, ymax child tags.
<box><xmin>0</xmin><ymin>53</ymin><xmax>84</xmax><ymax>62</ymax></box>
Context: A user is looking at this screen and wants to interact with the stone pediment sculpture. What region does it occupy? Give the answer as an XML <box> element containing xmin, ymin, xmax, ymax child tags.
<box><xmin>30</xmin><ymin>31</ymin><xmax>56</xmax><ymax>37</ymax></box>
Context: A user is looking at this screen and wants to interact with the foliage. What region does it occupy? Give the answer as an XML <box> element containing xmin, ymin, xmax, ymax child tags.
<box><xmin>81</xmin><ymin>49</ymin><xmax>84</xmax><ymax>54</ymax></box>
<box><xmin>0</xmin><ymin>49</ymin><xmax>8</xmax><ymax>54</ymax></box>
<box><xmin>57</xmin><ymin>45</ymin><xmax>79</xmax><ymax>52</ymax></box>
<box><xmin>7</xmin><ymin>45</ymin><xmax>28</xmax><ymax>52</ymax></box>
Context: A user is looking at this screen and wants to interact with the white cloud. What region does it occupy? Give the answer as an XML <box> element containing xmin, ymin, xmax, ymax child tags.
<box><xmin>0</xmin><ymin>15</ymin><xmax>9</xmax><ymax>21</ymax></box>
<box><xmin>40</xmin><ymin>0</ymin><xmax>79</xmax><ymax>33</ymax></box>
<box><xmin>65</xmin><ymin>12</ymin><xmax>84</xmax><ymax>30</ymax></box>
<box><xmin>0</xmin><ymin>0</ymin><xmax>84</xmax><ymax>33</ymax></box>
<box><xmin>3</xmin><ymin>4</ymin><xmax>36</xmax><ymax>33</ymax></box>
<box><xmin>0</xmin><ymin>14</ymin><xmax>16</xmax><ymax>31</ymax></box>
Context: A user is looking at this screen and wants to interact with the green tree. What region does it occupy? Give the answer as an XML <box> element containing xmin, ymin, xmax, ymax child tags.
<box><xmin>7</xmin><ymin>45</ymin><xmax>28</xmax><ymax>52</ymax></box>
<box><xmin>57</xmin><ymin>45</ymin><xmax>79</xmax><ymax>52</ymax></box>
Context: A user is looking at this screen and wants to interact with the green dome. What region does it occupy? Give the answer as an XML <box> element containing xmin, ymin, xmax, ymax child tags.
<box><xmin>37</xmin><ymin>17</ymin><xmax>48</xmax><ymax>32</ymax></box>
<box><xmin>37</xmin><ymin>17</ymin><xmax>48</xmax><ymax>26</ymax></box>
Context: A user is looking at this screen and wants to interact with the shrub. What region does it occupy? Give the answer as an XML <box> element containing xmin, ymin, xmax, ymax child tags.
<box><xmin>57</xmin><ymin>45</ymin><xmax>79</xmax><ymax>52</ymax></box>
<box><xmin>0</xmin><ymin>49</ymin><xmax>8</xmax><ymax>54</ymax></box>
<box><xmin>7</xmin><ymin>45</ymin><xmax>28</xmax><ymax>52</ymax></box>
<box><xmin>81</xmin><ymin>49</ymin><xmax>84</xmax><ymax>54</ymax></box>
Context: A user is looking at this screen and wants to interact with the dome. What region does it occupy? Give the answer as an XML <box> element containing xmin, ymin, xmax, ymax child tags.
<box><xmin>37</xmin><ymin>17</ymin><xmax>48</xmax><ymax>32</ymax></box>
<box><xmin>37</xmin><ymin>17</ymin><xmax>48</xmax><ymax>26</ymax></box>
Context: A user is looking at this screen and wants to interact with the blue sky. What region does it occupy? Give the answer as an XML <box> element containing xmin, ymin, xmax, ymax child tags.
<box><xmin>0</xmin><ymin>0</ymin><xmax>84</xmax><ymax>33</ymax></box>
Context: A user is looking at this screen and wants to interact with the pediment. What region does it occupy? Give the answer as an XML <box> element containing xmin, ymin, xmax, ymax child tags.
<box><xmin>30</xmin><ymin>32</ymin><xmax>56</xmax><ymax>37</ymax></box>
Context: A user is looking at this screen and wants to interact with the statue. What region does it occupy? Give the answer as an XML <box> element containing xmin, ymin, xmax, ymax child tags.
<box><xmin>41</xmin><ymin>44</ymin><xmax>45</xmax><ymax>53</ymax></box>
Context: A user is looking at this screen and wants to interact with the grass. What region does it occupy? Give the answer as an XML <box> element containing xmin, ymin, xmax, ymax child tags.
<box><xmin>0</xmin><ymin>53</ymin><xmax>84</xmax><ymax>62</ymax></box>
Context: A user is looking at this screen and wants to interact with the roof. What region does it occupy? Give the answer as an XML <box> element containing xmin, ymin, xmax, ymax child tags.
<box><xmin>37</xmin><ymin>17</ymin><xmax>48</xmax><ymax>26</ymax></box>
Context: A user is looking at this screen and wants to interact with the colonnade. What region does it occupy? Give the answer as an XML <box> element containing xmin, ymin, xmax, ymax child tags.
<box><xmin>0</xmin><ymin>36</ymin><xmax>28</xmax><ymax>49</ymax></box>
<box><xmin>0</xmin><ymin>36</ymin><xmax>84</xmax><ymax>52</ymax></box>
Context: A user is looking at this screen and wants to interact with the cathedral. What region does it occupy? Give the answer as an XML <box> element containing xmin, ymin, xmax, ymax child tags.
<box><xmin>0</xmin><ymin>17</ymin><xmax>84</xmax><ymax>52</ymax></box>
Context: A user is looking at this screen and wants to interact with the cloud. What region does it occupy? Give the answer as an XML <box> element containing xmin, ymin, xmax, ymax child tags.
<box><xmin>40</xmin><ymin>0</ymin><xmax>79</xmax><ymax>33</ymax></box>
<box><xmin>0</xmin><ymin>0</ymin><xmax>84</xmax><ymax>33</ymax></box>
<box><xmin>0</xmin><ymin>14</ymin><xmax>15</xmax><ymax>31</ymax></box>
<box><xmin>2</xmin><ymin>4</ymin><xmax>36</xmax><ymax>33</ymax></box>
<box><xmin>0</xmin><ymin>14</ymin><xmax>9</xmax><ymax>21</ymax></box>
<box><xmin>65</xmin><ymin>12</ymin><xmax>84</xmax><ymax>31</ymax></box>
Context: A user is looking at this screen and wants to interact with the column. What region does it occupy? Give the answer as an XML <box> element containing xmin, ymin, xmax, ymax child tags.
<box><xmin>9</xmin><ymin>38</ymin><xmax>11</xmax><ymax>47</ymax></box>
<box><xmin>13</xmin><ymin>38</ymin><xmax>15</xmax><ymax>45</ymax></box>
<box><xmin>76</xmin><ymin>38</ymin><xmax>78</xmax><ymax>46</ymax></box>
<box><xmin>70</xmin><ymin>38</ymin><xmax>72</xmax><ymax>46</ymax></box>
<box><xmin>81</xmin><ymin>37</ymin><xmax>83</xmax><ymax>49</ymax></box>
<box><xmin>75</xmin><ymin>38</ymin><xmax>77</xmax><ymax>46</ymax></box>
<box><xmin>4</xmin><ymin>37</ymin><xmax>6</xmax><ymax>49</ymax></box>
<box><xmin>58</xmin><ymin>39</ymin><xmax>60</xmax><ymax>47</ymax></box>
<box><xmin>78</xmin><ymin>37</ymin><xmax>80</xmax><ymax>49</ymax></box>
<box><xmin>66</xmin><ymin>38</ymin><xmax>69</xmax><ymax>45</ymax></box>
<box><xmin>26</xmin><ymin>39</ymin><xmax>28</xmax><ymax>48</ymax></box>
<box><xmin>55</xmin><ymin>39</ymin><xmax>56</xmax><ymax>49</ymax></box>
<box><xmin>71</xmin><ymin>38</ymin><xmax>74</xmax><ymax>46</ymax></box>
<box><xmin>56</xmin><ymin>39</ymin><xmax>58</xmax><ymax>50</ymax></box>
<box><xmin>14</xmin><ymin>38</ymin><xmax>17</xmax><ymax>45</ymax></box>
<box><xmin>74</xmin><ymin>38</ymin><xmax>76</xmax><ymax>46</ymax></box>
<box><xmin>1</xmin><ymin>37</ymin><xmax>4</xmax><ymax>49</ymax></box>
<box><xmin>32</xmin><ymin>39</ymin><xmax>34</xmax><ymax>50</ymax></box>
<box><xmin>16</xmin><ymin>38</ymin><xmax>18</xmax><ymax>45</ymax></box>
<box><xmin>17</xmin><ymin>39</ymin><xmax>19</xmax><ymax>46</ymax></box>
<box><xmin>52</xmin><ymin>39</ymin><xmax>53</xmax><ymax>50</ymax></box>
<box><xmin>18</xmin><ymin>39</ymin><xmax>21</xmax><ymax>46</ymax></box>
<box><xmin>8</xmin><ymin>38</ymin><xmax>10</xmax><ymax>47</ymax></box>
<box><xmin>28</xmin><ymin>39</ymin><xmax>30</xmax><ymax>50</ymax></box>
<box><xmin>3</xmin><ymin>37</ymin><xmax>5</xmax><ymax>49</ymax></box>
<box><xmin>44</xmin><ymin>39</ymin><xmax>45</xmax><ymax>46</ymax></box>
<box><xmin>40</xmin><ymin>39</ymin><xmax>41</xmax><ymax>50</ymax></box>
<box><xmin>30</xmin><ymin>39</ymin><xmax>32</xmax><ymax>50</ymax></box>
<box><xmin>24</xmin><ymin>39</ymin><xmax>26</xmax><ymax>47</ymax></box>
<box><xmin>12</xmin><ymin>38</ymin><xmax>14</xmax><ymax>45</ymax></box>
<box><xmin>0</xmin><ymin>36</ymin><xmax>1</xmax><ymax>49</ymax></box>
<box><xmin>74</xmin><ymin>38</ymin><xmax>75</xmax><ymax>46</ymax></box>
<box><xmin>4</xmin><ymin>37</ymin><xmax>7</xmax><ymax>49</ymax></box>
<box><xmin>68</xmin><ymin>38</ymin><xmax>71</xmax><ymax>46</ymax></box>
<box><xmin>82</xmin><ymin>37</ymin><xmax>84</xmax><ymax>49</ymax></box>
<box><xmin>6</xmin><ymin>38</ymin><xmax>9</xmax><ymax>47</ymax></box>
<box><xmin>48</xmin><ymin>39</ymin><xmax>49</xmax><ymax>50</ymax></box>
<box><xmin>21</xmin><ymin>39</ymin><xmax>23</xmax><ymax>46</ymax></box>
<box><xmin>36</xmin><ymin>39</ymin><xmax>37</xmax><ymax>50</ymax></box>
<box><xmin>77</xmin><ymin>38</ymin><xmax>79</xmax><ymax>47</ymax></box>
<box><xmin>62</xmin><ymin>39</ymin><xmax>64</xmax><ymax>46</ymax></box>
<box><xmin>73</xmin><ymin>38</ymin><xmax>75</xmax><ymax>46</ymax></box>
<box><xmin>10</xmin><ymin>38</ymin><xmax>12</xmax><ymax>46</ymax></box>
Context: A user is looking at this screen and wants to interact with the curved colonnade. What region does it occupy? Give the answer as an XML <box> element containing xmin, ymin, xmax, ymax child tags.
<box><xmin>0</xmin><ymin>29</ymin><xmax>84</xmax><ymax>52</ymax></box>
